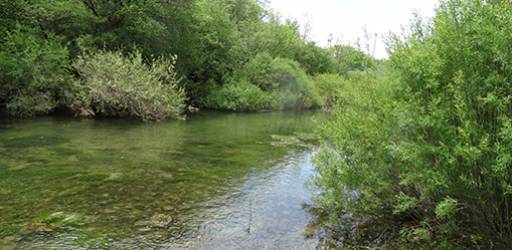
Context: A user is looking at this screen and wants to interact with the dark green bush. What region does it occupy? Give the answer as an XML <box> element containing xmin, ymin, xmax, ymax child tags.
<box><xmin>0</xmin><ymin>25</ymin><xmax>72</xmax><ymax>117</ymax></box>
<box><xmin>72</xmin><ymin>50</ymin><xmax>185</xmax><ymax>121</ymax></box>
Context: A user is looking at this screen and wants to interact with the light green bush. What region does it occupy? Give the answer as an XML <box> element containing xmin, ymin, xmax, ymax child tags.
<box><xmin>268</xmin><ymin>58</ymin><xmax>321</xmax><ymax>109</ymax></box>
<box><xmin>72</xmin><ymin>50</ymin><xmax>185</xmax><ymax>121</ymax></box>
<box><xmin>242</xmin><ymin>52</ymin><xmax>274</xmax><ymax>91</ymax></box>
<box><xmin>314</xmin><ymin>0</ymin><xmax>512</xmax><ymax>248</ymax></box>
<box><xmin>313</xmin><ymin>73</ymin><xmax>345</xmax><ymax>109</ymax></box>
<box><xmin>329</xmin><ymin>45</ymin><xmax>373</xmax><ymax>75</ymax></box>
<box><xmin>209</xmin><ymin>55</ymin><xmax>321</xmax><ymax>111</ymax></box>
<box><xmin>206</xmin><ymin>79</ymin><xmax>272</xmax><ymax>111</ymax></box>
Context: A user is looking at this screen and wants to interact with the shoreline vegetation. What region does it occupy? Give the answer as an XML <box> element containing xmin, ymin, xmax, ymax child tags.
<box><xmin>314</xmin><ymin>0</ymin><xmax>512</xmax><ymax>248</ymax></box>
<box><xmin>0</xmin><ymin>0</ymin><xmax>372</xmax><ymax>121</ymax></box>
<box><xmin>2</xmin><ymin>0</ymin><xmax>511</xmax><ymax>248</ymax></box>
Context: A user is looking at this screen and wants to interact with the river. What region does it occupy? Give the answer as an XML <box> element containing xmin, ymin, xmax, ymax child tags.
<box><xmin>0</xmin><ymin>111</ymin><xmax>326</xmax><ymax>249</ymax></box>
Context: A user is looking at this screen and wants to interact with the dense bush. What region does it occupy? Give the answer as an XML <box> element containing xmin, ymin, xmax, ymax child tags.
<box><xmin>208</xmin><ymin>55</ymin><xmax>322</xmax><ymax>111</ymax></box>
<box><xmin>206</xmin><ymin>79</ymin><xmax>272</xmax><ymax>111</ymax></box>
<box><xmin>241</xmin><ymin>52</ymin><xmax>274</xmax><ymax>91</ymax></box>
<box><xmin>296</xmin><ymin>42</ymin><xmax>337</xmax><ymax>75</ymax></box>
<box><xmin>312</xmin><ymin>73</ymin><xmax>345</xmax><ymax>109</ymax></box>
<box><xmin>0</xmin><ymin>0</ymin><xmax>372</xmax><ymax>117</ymax></box>
<box><xmin>314</xmin><ymin>70</ymin><xmax>400</xmax><ymax>246</ymax></box>
<box><xmin>265</xmin><ymin>58</ymin><xmax>321</xmax><ymax>110</ymax></box>
<box><xmin>314</xmin><ymin>0</ymin><xmax>512</xmax><ymax>248</ymax></box>
<box><xmin>330</xmin><ymin>45</ymin><xmax>373</xmax><ymax>75</ymax></box>
<box><xmin>0</xmin><ymin>25</ymin><xmax>72</xmax><ymax>117</ymax></box>
<box><xmin>72</xmin><ymin>50</ymin><xmax>185</xmax><ymax>121</ymax></box>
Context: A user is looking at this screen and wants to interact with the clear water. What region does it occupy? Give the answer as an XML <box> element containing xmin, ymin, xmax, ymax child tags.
<box><xmin>0</xmin><ymin>111</ymin><xmax>324</xmax><ymax>249</ymax></box>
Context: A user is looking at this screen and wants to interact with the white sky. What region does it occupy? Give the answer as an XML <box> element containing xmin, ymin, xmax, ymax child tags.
<box><xmin>268</xmin><ymin>0</ymin><xmax>439</xmax><ymax>59</ymax></box>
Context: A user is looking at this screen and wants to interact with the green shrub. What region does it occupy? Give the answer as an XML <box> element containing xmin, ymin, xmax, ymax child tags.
<box><xmin>330</xmin><ymin>45</ymin><xmax>373</xmax><ymax>75</ymax></box>
<box><xmin>314</xmin><ymin>0</ymin><xmax>512</xmax><ymax>248</ymax></box>
<box><xmin>244</xmin><ymin>56</ymin><xmax>321</xmax><ymax>109</ymax></box>
<box><xmin>242</xmin><ymin>52</ymin><xmax>274</xmax><ymax>91</ymax></box>
<box><xmin>0</xmin><ymin>25</ymin><xmax>72</xmax><ymax>117</ymax></box>
<box><xmin>313</xmin><ymin>73</ymin><xmax>345</xmax><ymax>109</ymax></box>
<box><xmin>207</xmin><ymin>55</ymin><xmax>321</xmax><ymax>111</ymax></box>
<box><xmin>206</xmin><ymin>79</ymin><xmax>272</xmax><ymax>111</ymax></box>
<box><xmin>72</xmin><ymin>50</ymin><xmax>185</xmax><ymax>121</ymax></box>
<box><xmin>266</xmin><ymin>58</ymin><xmax>321</xmax><ymax>109</ymax></box>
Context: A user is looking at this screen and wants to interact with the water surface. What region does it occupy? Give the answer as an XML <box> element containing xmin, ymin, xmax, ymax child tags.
<box><xmin>0</xmin><ymin>111</ymin><xmax>323</xmax><ymax>249</ymax></box>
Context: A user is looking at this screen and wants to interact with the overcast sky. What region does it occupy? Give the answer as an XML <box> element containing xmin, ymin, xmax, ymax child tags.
<box><xmin>268</xmin><ymin>0</ymin><xmax>439</xmax><ymax>58</ymax></box>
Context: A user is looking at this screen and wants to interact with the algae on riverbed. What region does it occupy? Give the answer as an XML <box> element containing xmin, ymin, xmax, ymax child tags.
<box><xmin>0</xmin><ymin>111</ymin><xmax>323</xmax><ymax>248</ymax></box>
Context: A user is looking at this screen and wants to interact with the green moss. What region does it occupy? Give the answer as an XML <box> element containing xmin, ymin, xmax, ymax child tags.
<box><xmin>0</xmin><ymin>135</ymin><xmax>68</xmax><ymax>149</ymax></box>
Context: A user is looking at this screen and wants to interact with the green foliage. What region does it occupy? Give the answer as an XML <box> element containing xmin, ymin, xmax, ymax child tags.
<box><xmin>435</xmin><ymin>197</ymin><xmax>457</xmax><ymax>220</ymax></box>
<box><xmin>0</xmin><ymin>25</ymin><xmax>72</xmax><ymax>117</ymax></box>
<box><xmin>206</xmin><ymin>79</ymin><xmax>272</xmax><ymax>111</ymax></box>
<box><xmin>265</xmin><ymin>58</ymin><xmax>321</xmax><ymax>110</ymax></box>
<box><xmin>242</xmin><ymin>52</ymin><xmax>274</xmax><ymax>91</ymax></box>
<box><xmin>0</xmin><ymin>0</ymin><xmax>374</xmax><ymax>115</ymax></box>
<box><xmin>0</xmin><ymin>0</ymin><xmax>30</xmax><ymax>35</ymax></box>
<box><xmin>30</xmin><ymin>0</ymin><xmax>175</xmax><ymax>56</ymax></box>
<box><xmin>330</xmin><ymin>45</ymin><xmax>373</xmax><ymax>75</ymax></box>
<box><xmin>314</xmin><ymin>69</ymin><xmax>396</xmax><ymax>217</ymax></box>
<box><xmin>314</xmin><ymin>0</ymin><xmax>512</xmax><ymax>248</ymax></box>
<box><xmin>247</xmin><ymin>16</ymin><xmax>304</xmax><ymax>60</ymax></box>
<box><xmin>296</xmin><ymin>42</ymin><xmax>336</xmax><ymax>75</ymax></box>
<box><xmin>72</xmin><ymin>50</ymin><xmax>185</xmax><ymax>121</ymax></box>
<box><xmin>194</xmin><ymin>0</ymin><xmax>244</xmax><ymax>81</ymax></box>
<box><xmin>209</xmin><ymin>54</ymin><xmax>322</xmax><ymax>111</ymax></box>
<box><xmin>312</xmin><ymin>73</ymin><xmax>345</xmax><ymax>109</ymax></box>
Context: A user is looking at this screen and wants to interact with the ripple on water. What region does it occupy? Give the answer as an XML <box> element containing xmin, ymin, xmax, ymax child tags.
<box><xmin>0</xmin><ymin>111</ymin><xmax>325</xmax><ymax>249</ymax></box>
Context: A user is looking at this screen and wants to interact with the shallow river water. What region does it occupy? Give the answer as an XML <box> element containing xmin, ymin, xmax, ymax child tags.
<box><xmin>0</xmin><ymin>111</ymin><xmax>326</xmax><ymax>249</ymax></box>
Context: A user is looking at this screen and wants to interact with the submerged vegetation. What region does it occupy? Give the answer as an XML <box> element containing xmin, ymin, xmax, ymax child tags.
<box><xmin>0</xmin><ymin>112</ymin><xmax>322</xmax><ymax>248</ymax></box>
<box><xmin>0</xmin><ymin>0</ymin><xmax>369</xmax><ymax>119</ymax></box>
<box><xmin>314</xmin><ymin>0</ymin><xmax>512</xmax><ymax>248</ymax></box>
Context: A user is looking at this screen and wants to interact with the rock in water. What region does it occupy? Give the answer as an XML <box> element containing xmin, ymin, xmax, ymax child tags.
<box><xmin>150</xmin><ymin>213</ymin><xmax>173</xmax><ymax>228</ymax></box>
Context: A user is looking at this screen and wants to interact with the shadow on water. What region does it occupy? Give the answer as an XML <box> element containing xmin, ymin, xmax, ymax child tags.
<box><xmin>0</xmin><ymin>111</ymin><xmax>327</xmax><ymax>249</ymax></box>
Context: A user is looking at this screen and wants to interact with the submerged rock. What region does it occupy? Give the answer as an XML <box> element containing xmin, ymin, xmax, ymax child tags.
<box><xmin>8</xmin><ymin>163</ymin><xmax>30</xmax><ymax>171</ymax></box>
<box><xmin>105</xmin><ymin>172</ymin><xmax>123</xmax><ymax>181</ymax></box>
<box><xmin>163</xmin><ymin>205</ymin><xmax>175</xmax><ymax>212</ymax></box>
<box><xmin>134</xmin><ymin>220</ymin><xmax>147</xmax><ymax>227</ymax></box>
<box><xmin>294</xmin><ymin>132</ymin><xmax>318</xmax><ymax>143</ymax></box>
<box><xmin>101</xmin><ymin>208</ymin><xmax>116</xmax><ymax>214</ymax></box>
<box><xmin>21</xmin><ymin>223</ymin><xmax>55</xmax><ymax>235</ymax></box>
<box><xmin>149</xmin><ymin>213</ymin><xmax>173</xmax><ymax>228</ymax></box>
<box><xmin>0</xmin><ymin>189</ymin><xmax>11</xmax><ymax>196</ymax></box>
<box><xmin>134</xmin><ymin>213</ymin><xmax>174</xmax><ymax>229</ymax></box>
<box><xmin>270</xmin><ymin>134</ymin><xmax>303</xmax><ymax>147</ymax></box>
<box><xmin>0</xmin><ymin>236</ymin><xmax>16</xmax><ymax>250</ymax></box>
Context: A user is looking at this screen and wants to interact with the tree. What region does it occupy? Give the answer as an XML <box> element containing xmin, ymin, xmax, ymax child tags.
<box><xmin>0</xmin><ymin>25</ymin><xmax>72</xmax><ymax>116</ymax></box>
